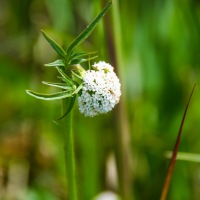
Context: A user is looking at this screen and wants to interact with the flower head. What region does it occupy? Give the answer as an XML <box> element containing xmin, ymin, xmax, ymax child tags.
<box><xmin>78</xmin><ymin>61</ymin><xmax>121</xmax><ymax>117</ymax></box>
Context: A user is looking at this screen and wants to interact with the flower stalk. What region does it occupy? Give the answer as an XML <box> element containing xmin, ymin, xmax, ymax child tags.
<box><xmin>62</xmin><ymin>99</ymin><xmax>77</xmax><ymax>200</ymax></box>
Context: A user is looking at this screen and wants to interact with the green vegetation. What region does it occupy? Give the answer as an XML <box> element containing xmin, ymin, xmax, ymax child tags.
<box><xmin>0</xmin><ymin>0</ymin><xmax>200</xmax><ymax>200</ymax></box>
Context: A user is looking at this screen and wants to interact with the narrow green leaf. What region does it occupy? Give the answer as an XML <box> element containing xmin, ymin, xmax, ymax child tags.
<box><xmin>26</xmin><ymin>90</ymin><xmax>72</xmax><ymax>100</ymax></box>
<box><xmin>72</xmin><ymin>83</ymin><xmax>83</xmax><ymax>95</ymax></box>
<box><xmin>69</xmin><ymin>59</ymin><xmax>86</xmax><ymax>65</ymax></box>
<box><xmin>72</xmin><ymin>51</ymin><xmax>98</xmax><ymax>59</ymax></box>
<box><xmin>71</xmin><ymin>70</ymin><xmax>82</xmax><ymax>80</ymax></box>
<box><xmin>42</xmin><ymin>81</ymin><xmax>73</xmax><ymax>90</ymax></box>
<box><xmin>44</xmin><ymin>59</ymin><xmax>65</xmax><ymax>67</ymax></box>
<box><xmin>59</xmin><ymin>96</ymin><xmax>76</xmax><ymax>120</ymax></box>
<box><xmin>86</xmin><ymin>55</ymin><xmax>98</xmax><ymax>61</ymax></box>
<box><xmin>56</xmin><ymin>67</ymin><xmax>74</xmax><ymax>86</ymax></box>
<box><xmin>66</xmin><ymin>1</ymin><xmax>112</xmax><ymax>56</ymax></box>
<box><xmin>70</xmin><ymin>55</ymin><xmax>98</xmax><ymax>65</ymax></box>
<box><xmin>41</xmin><ymin>30</ymin><xmax>66</xmax><ymax>59</ymax></box>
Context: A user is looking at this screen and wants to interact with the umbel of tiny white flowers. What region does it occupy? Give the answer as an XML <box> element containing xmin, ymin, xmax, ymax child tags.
<box><xmin>78</xmin><ymin>61</ymin><xmax>121</xmax><ymax>117</ymax></box>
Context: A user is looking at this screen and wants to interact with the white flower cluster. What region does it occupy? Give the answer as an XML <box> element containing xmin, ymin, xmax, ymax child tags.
<box><xmin>78</xmin><ymin>61</ymin><xmax>121</xmax><ymax>117</ymax></box>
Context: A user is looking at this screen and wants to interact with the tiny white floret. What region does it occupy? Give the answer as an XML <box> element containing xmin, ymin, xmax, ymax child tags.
<box><xmin>78</xmin><ymin>61</ymin><xmax>121</xmax><ymax>117</ymax></box>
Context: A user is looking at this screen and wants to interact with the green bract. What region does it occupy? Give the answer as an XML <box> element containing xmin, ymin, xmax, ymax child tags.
<box><xmin>26</xmin><ymin>1</ymin><xmax>112</xmax><ymax>118</ymax></box>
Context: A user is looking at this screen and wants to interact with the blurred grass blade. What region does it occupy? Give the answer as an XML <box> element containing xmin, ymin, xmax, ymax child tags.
<box><xmin>44</xmin><ymin>59</ymin><xmax>65</xmax><ymax>67</ymax></box>
<box><xmin>59</xmin><ymin>96</ymin><xmax>76</xmax><ymax>120</ymax></box>
<box><xmin>66</xmin><ymin>1</ymin><xmax>112</xmax><ymax>56</ymax></box>
<box><xmin>160</xmin><ymin>84</ymin><xmax>196</xmax><ymax>200</ymax></box>
<box><xmin>41</xmin><ymin>30</ymin><xmax>66</xmax><ymax>59</ymax></box>
<box><xmin>165</xmin><ymin>151</ymin><xmax>200</xmax><ymax>163</ymax></box>
<box><xmin>26</xmin><ymin>90</ymin><xmax>72</xmax><ymax>100</ymax></box>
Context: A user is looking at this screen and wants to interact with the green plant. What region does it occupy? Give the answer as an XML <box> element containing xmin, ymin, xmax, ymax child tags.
<box><xmin>26</xmin><ymin>1</ymin><xmax>122</xmax><ymax>199</ymax></box>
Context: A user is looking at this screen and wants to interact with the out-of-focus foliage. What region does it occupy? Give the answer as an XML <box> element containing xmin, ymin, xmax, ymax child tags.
<box><xmin>0</xmin><ymin>0</ymin><xmax>200</xmax><ymax>200</ymax></box>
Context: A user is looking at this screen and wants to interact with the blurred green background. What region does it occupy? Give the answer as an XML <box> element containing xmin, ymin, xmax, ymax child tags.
<box><xmin>0</xmin><ymin>0</ymin><xmax>200</xmax><ymax>199</ymax></box>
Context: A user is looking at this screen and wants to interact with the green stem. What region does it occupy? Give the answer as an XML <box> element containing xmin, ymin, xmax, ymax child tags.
<box><xmin>61</xmin><ymin>98</ymin><xmax>77</xmax><ymax>200</ymax></box>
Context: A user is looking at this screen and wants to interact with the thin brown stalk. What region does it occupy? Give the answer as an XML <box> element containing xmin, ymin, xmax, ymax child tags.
<box><xmin>160</xmin><ymin>84</ymin><xmax>196</xmax><ymax>200</ymax></box>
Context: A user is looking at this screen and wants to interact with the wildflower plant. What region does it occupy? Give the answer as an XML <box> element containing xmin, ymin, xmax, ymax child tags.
<box><xmin>26</xmin><ymin>1</ymin><xmax>120</xmax><ymax>118</ymax></box>
<box><xmin>26</xmin><ymin>1</ymin><xmax>120</xmax><ymax>200</ymax></box>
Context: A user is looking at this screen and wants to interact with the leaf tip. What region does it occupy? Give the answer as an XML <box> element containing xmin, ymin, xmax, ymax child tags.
<box><xmin>41</xmin><ymin>30</ymin><xmax>49</xmax><ymax>40</ymax></box>
<box><xmin>26</xmin><ymin>90</ymin><xmax>31</xmax><ymax>94</ymax></box>
<box><xmin>41</xmin><ymin>29</ymin><xmax>45</xmax><ymax>35</ymax></box>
